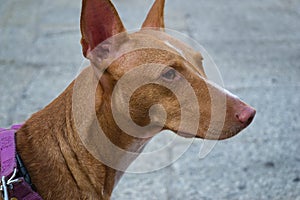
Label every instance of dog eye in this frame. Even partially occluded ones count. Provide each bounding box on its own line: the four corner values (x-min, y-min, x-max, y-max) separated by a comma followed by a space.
161, 68, 178, 81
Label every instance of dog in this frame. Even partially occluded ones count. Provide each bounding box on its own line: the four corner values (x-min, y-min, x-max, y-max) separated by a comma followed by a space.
4, 0, 256, 199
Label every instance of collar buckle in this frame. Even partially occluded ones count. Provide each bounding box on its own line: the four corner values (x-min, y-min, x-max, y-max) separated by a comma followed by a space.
0, 168, 22, 200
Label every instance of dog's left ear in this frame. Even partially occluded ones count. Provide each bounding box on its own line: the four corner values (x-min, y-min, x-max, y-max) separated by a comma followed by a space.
142, 0, 165, 29
80, 0, 126, 58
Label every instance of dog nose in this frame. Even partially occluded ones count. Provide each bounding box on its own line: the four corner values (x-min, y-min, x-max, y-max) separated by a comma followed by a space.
236, 106, 256, 126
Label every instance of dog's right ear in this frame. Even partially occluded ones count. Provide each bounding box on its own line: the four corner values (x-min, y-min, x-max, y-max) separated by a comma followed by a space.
80, 0, 126, 58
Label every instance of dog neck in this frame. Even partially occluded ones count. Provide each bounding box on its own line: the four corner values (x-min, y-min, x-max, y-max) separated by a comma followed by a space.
15, 68, 151, 199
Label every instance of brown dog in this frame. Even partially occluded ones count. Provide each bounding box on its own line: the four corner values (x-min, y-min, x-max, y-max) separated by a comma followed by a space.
13, 0, 256, 199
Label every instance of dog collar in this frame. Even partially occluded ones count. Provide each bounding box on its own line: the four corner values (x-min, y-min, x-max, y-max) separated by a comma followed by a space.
0, 124, 43, 200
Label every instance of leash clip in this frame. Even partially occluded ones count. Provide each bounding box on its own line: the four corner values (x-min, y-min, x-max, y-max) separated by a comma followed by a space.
0, 168, 22, 200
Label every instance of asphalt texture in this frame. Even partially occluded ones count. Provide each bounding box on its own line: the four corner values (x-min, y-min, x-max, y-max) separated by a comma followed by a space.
0, 0, 299, 199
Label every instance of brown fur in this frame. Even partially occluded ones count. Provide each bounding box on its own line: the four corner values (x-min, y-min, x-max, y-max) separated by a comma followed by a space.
10, 0, 256, 199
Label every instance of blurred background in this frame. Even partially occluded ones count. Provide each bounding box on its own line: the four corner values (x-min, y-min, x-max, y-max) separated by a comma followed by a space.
0, 0, 299, 199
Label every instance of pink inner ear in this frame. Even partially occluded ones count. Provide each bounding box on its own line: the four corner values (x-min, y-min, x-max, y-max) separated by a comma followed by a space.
80, 0, 125, 57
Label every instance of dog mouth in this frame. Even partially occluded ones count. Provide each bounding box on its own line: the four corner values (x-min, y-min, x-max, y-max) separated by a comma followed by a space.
204, 125, 246, 140
174, 125, 246, 140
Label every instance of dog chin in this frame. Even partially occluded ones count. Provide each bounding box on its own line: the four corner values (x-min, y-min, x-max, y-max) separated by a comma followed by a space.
175, 131, 199, 138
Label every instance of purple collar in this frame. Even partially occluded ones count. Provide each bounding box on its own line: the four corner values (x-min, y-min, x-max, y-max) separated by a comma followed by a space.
0, 124, 43, 200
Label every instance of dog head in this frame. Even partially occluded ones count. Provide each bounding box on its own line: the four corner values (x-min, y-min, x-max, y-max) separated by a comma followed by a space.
79, 0, 256, 140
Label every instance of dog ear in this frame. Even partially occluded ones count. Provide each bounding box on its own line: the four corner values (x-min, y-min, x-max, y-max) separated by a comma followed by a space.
142, 0, 165, 29
80, 0, 126, 57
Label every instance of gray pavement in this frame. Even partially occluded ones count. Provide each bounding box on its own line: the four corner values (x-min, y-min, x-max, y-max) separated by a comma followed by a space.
0, 0, 299, 199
